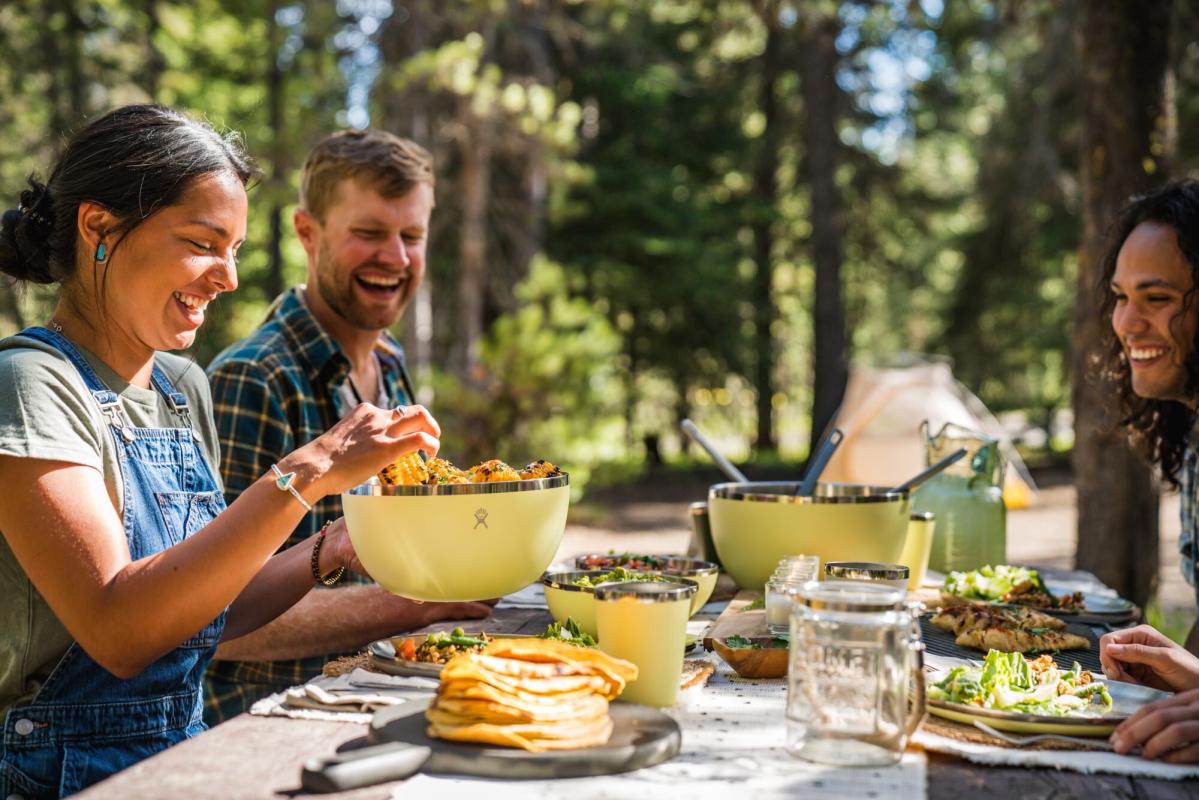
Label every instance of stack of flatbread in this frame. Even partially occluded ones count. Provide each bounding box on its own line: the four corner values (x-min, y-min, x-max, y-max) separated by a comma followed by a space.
426, 638, 638, 752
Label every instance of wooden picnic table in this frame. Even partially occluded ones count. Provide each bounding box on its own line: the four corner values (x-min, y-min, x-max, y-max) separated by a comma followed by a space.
73, 605, 1195, 799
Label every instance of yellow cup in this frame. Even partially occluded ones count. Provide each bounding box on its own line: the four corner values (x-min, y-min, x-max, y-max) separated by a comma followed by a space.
595, 581, 696, 707
898, 511, 936, 591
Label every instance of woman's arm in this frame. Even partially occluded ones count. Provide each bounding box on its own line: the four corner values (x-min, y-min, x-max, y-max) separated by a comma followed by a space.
0, 403, 438, 679
218, 518, 353, 640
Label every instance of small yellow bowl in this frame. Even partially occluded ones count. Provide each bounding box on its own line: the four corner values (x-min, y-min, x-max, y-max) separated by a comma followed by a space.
572, 554, 718, 614
542, 570, 605, 638
541, 570, 699, 636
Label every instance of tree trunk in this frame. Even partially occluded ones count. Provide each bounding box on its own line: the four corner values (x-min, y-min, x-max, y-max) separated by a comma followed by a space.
1072, 1, 1173, 609
265, 1, 286, 303
141, 0, 165, 97
799, 8, 848, 459
750, 2, 781, 454
455, 102, 492, 380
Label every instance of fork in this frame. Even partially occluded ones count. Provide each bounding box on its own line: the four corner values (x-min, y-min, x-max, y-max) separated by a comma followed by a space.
971, 720, 1118, 751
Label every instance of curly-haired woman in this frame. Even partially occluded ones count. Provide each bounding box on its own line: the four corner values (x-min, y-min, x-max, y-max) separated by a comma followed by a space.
1099, 178, 1199, 761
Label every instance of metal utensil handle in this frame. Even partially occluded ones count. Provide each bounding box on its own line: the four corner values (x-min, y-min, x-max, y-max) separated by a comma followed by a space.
681, 418, 749, 483
972, 720, 1117, 751
892, 447, 968, 493
300, 741, 433, 793
796, 428, 844, 496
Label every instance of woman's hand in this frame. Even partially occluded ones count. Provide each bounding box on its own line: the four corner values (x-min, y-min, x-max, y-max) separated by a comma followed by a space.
280, 403, 441, 499
1111, 687, 1199, 762
1100, 624, 1199, 693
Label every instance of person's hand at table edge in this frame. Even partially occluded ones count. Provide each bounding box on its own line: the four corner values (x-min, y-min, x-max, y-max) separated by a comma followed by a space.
1099, 624, 1199, 693
1110, 687, 1199, 762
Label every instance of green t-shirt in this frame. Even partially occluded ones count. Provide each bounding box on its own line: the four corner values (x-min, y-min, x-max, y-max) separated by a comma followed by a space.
0, 333, 223, 714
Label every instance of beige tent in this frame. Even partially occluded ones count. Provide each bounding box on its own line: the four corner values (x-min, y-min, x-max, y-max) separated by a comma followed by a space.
821, 357, 1037, 509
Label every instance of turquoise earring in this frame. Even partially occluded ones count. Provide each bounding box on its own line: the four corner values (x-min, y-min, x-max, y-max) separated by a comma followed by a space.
95, 243, 107, 262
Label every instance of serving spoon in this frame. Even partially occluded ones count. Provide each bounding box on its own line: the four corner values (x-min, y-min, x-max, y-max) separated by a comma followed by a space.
680, 418, 749, 483
795, 427, 844, 497
890, 447, 968, 494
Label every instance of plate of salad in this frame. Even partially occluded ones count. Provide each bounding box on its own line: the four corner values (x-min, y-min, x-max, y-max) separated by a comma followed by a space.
926, 649, 1169, 735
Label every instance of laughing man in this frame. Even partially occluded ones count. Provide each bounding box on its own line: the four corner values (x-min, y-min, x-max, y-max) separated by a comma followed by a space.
202, 130, 492, 723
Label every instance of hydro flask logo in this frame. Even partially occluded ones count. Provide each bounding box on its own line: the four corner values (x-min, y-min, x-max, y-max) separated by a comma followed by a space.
474, 508, 489, 529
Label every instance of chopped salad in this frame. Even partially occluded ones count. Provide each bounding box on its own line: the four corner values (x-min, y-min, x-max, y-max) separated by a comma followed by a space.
571, 566, 672, 588
928, 650, 1112, 717
397, 627, 491, 664
577, 552, 669, 571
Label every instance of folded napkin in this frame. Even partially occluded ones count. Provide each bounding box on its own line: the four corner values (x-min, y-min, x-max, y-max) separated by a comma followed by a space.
913, 728, 1199, 780
249, 667, 438, 723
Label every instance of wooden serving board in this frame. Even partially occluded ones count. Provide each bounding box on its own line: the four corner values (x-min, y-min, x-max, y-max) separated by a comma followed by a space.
702, 589, 767, 649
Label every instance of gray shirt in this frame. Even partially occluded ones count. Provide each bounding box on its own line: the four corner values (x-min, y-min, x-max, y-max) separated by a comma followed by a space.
0, 333, 222, 713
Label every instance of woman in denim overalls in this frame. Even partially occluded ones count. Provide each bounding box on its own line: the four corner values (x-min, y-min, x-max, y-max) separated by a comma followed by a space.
0, 106, 441, 797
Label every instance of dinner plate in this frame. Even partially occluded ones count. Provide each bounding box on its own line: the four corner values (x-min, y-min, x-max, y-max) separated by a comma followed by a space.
925, 665, 1170, 736
1042, 585, 1137, 616
372, 632, 702, 678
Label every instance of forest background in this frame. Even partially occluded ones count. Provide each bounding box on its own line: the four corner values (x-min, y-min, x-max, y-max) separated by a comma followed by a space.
0, 0, 1195, 609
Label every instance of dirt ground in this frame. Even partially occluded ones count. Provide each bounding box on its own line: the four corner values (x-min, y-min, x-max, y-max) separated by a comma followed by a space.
556, 472, 1195, 615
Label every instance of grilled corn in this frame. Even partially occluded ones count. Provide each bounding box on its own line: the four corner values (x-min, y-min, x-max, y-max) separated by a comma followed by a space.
427, 457, 471, 485
519, 459, 563, 480
469, 459, 522, 483
378, 451, 429, 486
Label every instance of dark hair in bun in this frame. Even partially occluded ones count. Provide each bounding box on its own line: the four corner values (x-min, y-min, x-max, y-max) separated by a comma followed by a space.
0, 104, 255, 287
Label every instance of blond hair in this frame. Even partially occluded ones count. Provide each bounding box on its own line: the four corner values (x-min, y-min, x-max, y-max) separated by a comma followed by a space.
299, 129, 433, 221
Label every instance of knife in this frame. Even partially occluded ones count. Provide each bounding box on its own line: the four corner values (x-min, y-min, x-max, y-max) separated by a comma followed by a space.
300, 700, 434, 793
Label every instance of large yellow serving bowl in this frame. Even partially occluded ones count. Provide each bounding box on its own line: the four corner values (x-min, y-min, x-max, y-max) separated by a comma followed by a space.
542, 570, 699, 638
343, 474, 569, 601
708, 482, 910, 591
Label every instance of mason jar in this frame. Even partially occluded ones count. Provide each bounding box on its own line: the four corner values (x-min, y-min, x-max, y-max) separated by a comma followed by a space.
786, 580, 925, 766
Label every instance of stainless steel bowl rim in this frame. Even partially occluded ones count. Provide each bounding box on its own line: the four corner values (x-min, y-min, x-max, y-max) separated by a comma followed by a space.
541, 569, 607, 593
709, 481, 908, 504
593, 579, 697, 602
572, 554, 718, 576
825, 561, 910, 581
348, 472, 569, 496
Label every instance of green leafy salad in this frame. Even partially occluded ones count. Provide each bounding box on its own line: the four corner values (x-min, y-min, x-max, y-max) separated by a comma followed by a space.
928, 650, 1112, 717
944, 564, 1045, 600
572, 566, 671, 588
538, 617, 597, 647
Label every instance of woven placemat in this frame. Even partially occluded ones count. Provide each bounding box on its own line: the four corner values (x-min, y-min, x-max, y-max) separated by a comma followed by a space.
322, 650, 372, 677
920, 712, 1110, 752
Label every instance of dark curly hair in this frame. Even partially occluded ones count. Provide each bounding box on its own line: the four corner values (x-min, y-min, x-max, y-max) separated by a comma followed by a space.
1097, 179, 1199, 488
0, 104, 255, 307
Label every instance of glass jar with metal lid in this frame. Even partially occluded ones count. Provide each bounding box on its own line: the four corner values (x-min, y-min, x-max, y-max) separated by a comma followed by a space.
594, 580, 696, 707
786, 580, 925, 766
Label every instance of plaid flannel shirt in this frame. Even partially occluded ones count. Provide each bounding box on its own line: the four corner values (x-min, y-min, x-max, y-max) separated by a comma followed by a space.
1179, 435, 1199, 609
202, 287, 414, 724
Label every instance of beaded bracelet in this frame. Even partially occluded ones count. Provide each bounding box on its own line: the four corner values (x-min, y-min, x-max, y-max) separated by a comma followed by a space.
310, 521, 346, 586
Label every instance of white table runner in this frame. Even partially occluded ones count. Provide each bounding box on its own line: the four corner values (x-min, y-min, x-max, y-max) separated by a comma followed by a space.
390, 659, 926, 799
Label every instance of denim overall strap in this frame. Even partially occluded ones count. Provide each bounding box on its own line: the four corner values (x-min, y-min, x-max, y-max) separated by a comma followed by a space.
0, 328, 228, 799
17, 326, 130, 435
